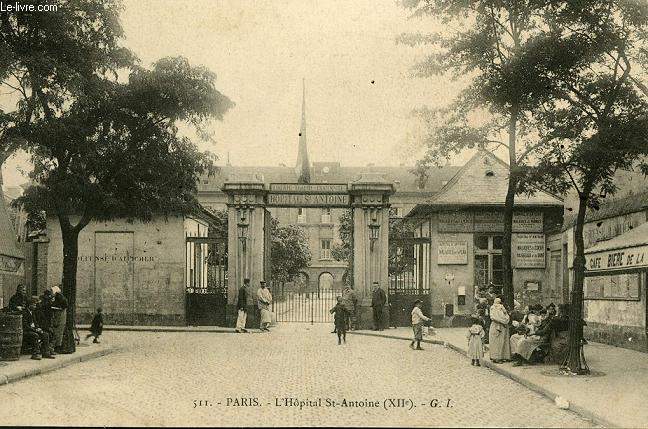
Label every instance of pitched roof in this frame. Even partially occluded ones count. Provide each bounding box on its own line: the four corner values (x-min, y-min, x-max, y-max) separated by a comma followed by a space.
415, 149, 563, 208
198, 163, 461, 195
585, 221, 648, 254
562, 189, 648, 230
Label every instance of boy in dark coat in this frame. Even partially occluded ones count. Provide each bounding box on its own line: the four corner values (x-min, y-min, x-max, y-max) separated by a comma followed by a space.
329, 297, 349, 345
85, 308, 103, 343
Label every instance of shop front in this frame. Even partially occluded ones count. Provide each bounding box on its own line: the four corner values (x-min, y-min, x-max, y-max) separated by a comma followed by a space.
405, 150, 564, 326
584, 222, 648, 352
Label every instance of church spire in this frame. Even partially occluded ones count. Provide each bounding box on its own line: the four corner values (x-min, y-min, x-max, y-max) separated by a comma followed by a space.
295, 78, 311, 183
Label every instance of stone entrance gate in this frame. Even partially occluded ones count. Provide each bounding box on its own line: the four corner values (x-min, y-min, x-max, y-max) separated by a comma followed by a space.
221, 174, 394, 329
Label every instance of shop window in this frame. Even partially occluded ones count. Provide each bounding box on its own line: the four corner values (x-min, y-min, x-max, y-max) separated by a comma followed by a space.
475, 235, 489, 250
474, 235, 504, 294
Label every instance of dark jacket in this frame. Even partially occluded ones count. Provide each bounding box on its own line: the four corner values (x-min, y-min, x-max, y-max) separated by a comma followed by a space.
371, 288, 386, 308
329, 304, 349, 330
90, 313, 103, 335
35, 299, 53, 331
21, 307, 39, 334
52, 293, 68, 310
237, 286, 248, 311
8, 293, 28, 311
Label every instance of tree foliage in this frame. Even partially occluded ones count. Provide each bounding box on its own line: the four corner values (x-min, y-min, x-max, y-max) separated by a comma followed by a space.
331, 209, 353, 285
399, 0, 558, 309
269, 218, 312, 283
0, 0, 134, 162
9, 2, 234, 353
517, 0, 648, 374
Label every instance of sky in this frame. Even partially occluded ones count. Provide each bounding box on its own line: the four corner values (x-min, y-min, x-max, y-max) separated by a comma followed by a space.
2, 0, 472, 188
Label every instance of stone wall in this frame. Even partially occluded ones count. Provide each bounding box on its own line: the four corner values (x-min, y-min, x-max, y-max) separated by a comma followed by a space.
47, 216, 187, 325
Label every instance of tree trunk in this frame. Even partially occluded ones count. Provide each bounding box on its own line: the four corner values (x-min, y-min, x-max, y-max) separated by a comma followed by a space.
58, 219, 80, 354
561, 192, 590, 375
502, 105, 519, 310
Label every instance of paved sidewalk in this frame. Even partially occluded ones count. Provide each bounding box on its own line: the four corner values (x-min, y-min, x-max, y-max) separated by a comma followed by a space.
351, 327, 647, 428
0, 342, 116, 386
77, 324, 236, 333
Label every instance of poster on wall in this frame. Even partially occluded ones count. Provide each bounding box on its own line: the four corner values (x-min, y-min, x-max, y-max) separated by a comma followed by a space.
514, 233, 546, 268
474, 211, 504, 232
437, 211, 473, 232
512, 212, 543, 233
584, 273, 641, 300
438, 241, 468, 265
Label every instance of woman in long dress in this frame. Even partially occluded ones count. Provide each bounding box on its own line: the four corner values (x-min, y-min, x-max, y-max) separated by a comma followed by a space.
488, 298, 511, 363
257, 281, 273, 332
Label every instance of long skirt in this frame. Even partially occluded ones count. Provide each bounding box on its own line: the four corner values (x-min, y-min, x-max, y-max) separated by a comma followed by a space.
52, 309, 66, 347
488, 321, 511, 360
516, 336, 545, 361
260, 308, 272, 325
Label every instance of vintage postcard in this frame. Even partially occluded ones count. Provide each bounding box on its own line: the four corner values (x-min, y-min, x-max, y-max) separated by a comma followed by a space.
1, 0, 647, 427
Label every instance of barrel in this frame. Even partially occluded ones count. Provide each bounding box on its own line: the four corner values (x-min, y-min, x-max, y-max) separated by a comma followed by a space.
0, 313, 23, 361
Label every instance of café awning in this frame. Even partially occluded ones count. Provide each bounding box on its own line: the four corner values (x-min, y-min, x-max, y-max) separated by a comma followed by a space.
585, 222, 648, 273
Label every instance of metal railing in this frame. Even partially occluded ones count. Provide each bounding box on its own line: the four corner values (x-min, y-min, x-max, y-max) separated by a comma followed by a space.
270, 282, 340, 323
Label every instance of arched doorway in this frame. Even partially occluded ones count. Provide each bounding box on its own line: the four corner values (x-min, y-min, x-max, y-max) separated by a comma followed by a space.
318, 272, 334, 291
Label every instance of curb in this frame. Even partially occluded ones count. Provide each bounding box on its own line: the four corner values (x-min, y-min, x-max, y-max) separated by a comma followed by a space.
349, 331, 615, 428
77, 325, 236, 334
0, 346, 117, 387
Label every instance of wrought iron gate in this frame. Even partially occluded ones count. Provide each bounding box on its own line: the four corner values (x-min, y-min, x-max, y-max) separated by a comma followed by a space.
388, 236, 431, 327
270, 282, 338, 323
185, 237, 228, 326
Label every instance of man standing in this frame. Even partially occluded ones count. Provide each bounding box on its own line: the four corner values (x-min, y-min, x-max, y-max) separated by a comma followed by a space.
257, 281, 273, 332
371, 281, 386, 331
235, 279, 250, 333
341, 285, 358, 331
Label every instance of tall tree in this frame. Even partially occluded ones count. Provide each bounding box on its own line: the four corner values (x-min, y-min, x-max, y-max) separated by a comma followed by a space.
0, 0, 133, 168
399, 0, 553, 310
269, 218, 312, 283
522, 0, 648, 374
331, 209, 353, 286
18, 56, 233, 353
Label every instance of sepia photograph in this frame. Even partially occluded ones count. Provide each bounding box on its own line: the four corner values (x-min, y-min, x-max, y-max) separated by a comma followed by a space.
1, 0, 648, 427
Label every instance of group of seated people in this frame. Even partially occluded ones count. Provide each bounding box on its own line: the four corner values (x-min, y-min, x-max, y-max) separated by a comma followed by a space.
6, 284, 68, 360
509, 303, 572, 366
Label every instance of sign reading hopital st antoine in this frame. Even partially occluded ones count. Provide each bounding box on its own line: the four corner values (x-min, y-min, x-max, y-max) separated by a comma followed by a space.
267, 183, 350, 207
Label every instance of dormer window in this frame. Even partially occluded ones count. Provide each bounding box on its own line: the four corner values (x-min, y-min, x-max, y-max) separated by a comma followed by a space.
322, 166, 330, 174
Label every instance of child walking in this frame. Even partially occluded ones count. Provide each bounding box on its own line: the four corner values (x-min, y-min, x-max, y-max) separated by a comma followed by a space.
410, 300, 431, 350
467, 316, 485, 366
329, 297, 349, 345
85, 307, 103, 343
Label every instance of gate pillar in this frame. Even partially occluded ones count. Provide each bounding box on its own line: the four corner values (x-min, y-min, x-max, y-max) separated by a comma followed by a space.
349, 174, 394, 329
222, 177, 268, 327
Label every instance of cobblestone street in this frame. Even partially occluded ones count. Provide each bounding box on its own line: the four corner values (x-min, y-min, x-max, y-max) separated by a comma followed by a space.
0, 324, 596, 427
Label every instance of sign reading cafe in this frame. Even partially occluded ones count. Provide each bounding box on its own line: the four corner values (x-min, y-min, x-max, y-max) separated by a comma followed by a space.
586, 244, 648, 272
